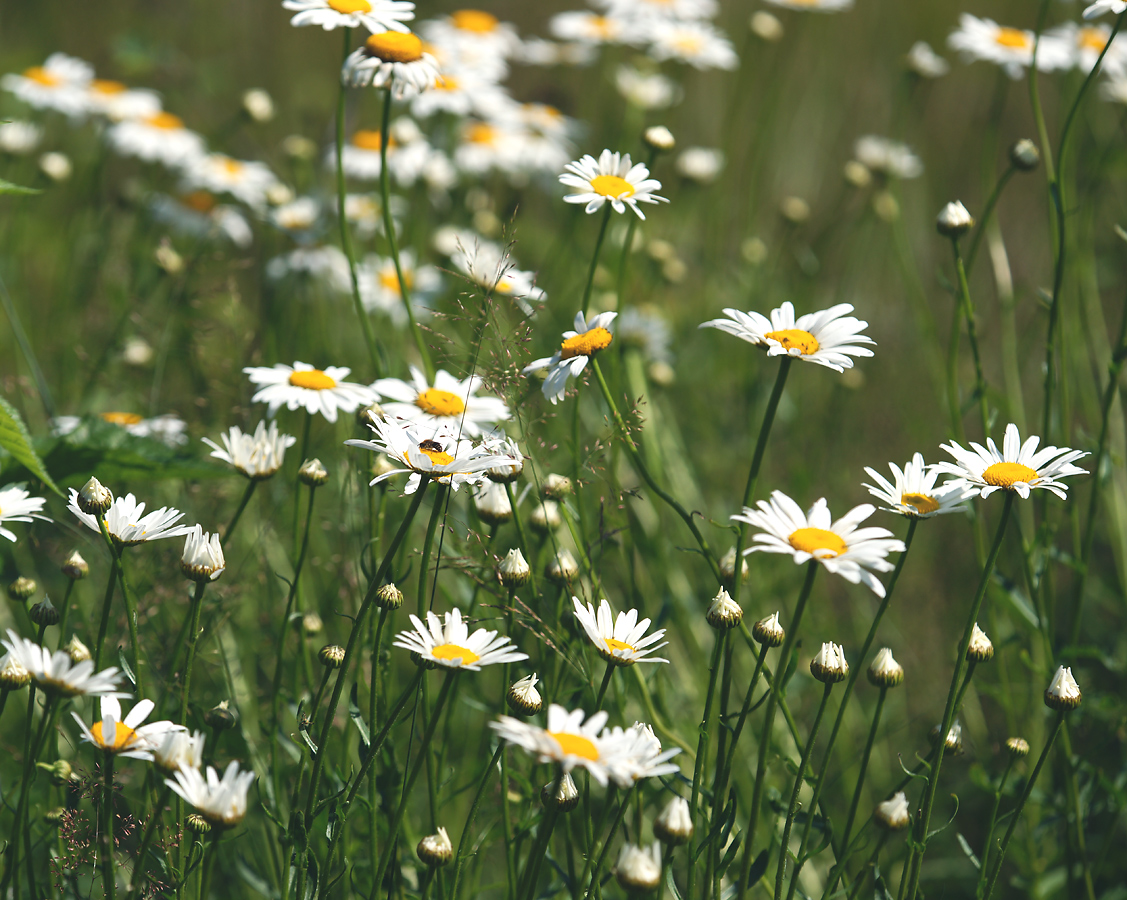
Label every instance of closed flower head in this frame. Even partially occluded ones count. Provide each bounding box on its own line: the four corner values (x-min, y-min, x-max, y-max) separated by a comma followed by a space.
1044, 665, 1082, 711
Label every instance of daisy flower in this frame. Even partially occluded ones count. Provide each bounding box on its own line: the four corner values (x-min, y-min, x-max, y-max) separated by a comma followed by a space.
346, 416, 522, 494
181, 154, 281, 209
281, 0, 414, 33
560, 149, 667, 219
933, 423, 1088, 501
733, 491, 906, 597
906, 41, 950, 78
166, 760, 256, 828
422, 10, 523, 68
265, 246, 352, 292
340, 122, 435, 185
271, 197, 320, 235
947, 14, 1073, 79
357, 250, 441, 324
342, 30, 441, 98
853, 135, 923, 180
550, 12, 633, 46
150, 192, 253, 248
524, 311, 617, 403
67, 490, 194, 546
1085, 1, 1127, 20
84, 80, 162, 121
71, 696, 182, 760
1, 53, 93, 118
152, 729, 206, 774
1046, 21, 1127, 73
602, 722, 681, 785
491, 704, 623, 786
645, 20, 739, 70
862, 453, 974, 518
615, 65, 680, 110
596, 0, 719, 17
410, 70, 511, 119
391, 608, 528, 670
244, 361, 375, 423
453, 119, 524, 175
699, 301, 875, 372
107, 112, 206, 168
0, 486, 50, 543
0, 121, 42, 155
53, 412, 189, 446
765, 0, 853, 11
437, 228, 546, 313
2, 629, 126, 698
572, 597, 669, 666
372, 366, 510, 438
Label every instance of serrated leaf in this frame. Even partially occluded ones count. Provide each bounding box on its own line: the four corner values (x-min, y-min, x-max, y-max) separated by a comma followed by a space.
0, 178, 41, 196
118, 648, 137, 687
349, 682, 370, 751
0, 396, 60, 495
956, 833, 981, 870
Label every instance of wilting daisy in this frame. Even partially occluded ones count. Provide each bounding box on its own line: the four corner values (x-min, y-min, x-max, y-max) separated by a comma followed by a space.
166, 760, 256, 828
733, 491, 905, 597
863, 453, 973, 518
947, 14, 1072, 79
0, 486, 49, 542
523, 311, 618, 404
1, 53, 93, 118
765, 0, 853, 10
645, 20, 739, 70
853, 135, 923, 180
372, 366, 510, 437
560, 149, 667, 219
107, 112, 206, 168
204, 422, 296, 480
71, 697, 181, 760
392, 608, 528, 670
2, 630, 126, 698
699, 302, 875, 372
281, 0, 414, 33
602, 723, 681, 785
68, 490, 194, 546
181, 154, 280, 209
342, 31, 440, 98
573, 597, 669, 666
346, 416, 522, 494
244, 362, 375, 423
357, 250, 441, 324
491, 704, 622, 785
934, 423, 1088, 501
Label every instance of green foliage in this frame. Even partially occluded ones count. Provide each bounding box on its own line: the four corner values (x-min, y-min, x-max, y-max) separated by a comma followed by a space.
0, 395, 59, 494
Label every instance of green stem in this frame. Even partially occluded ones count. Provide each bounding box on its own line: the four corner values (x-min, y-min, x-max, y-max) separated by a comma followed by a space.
952, 238, 990, 439
844, 832, 889, 900
114, 549, 146, 698
223, 479, 258, 544
975, 755, 1016, 897
417, 486, 448, 616
127, 785, 171, 900
179, 580, 207, 725
344, 667, 425, 807
92, 516, 118, 671
593, 662, 615, 711
103, 752, 116, 900
964, 166, 1016, 276
198, 833, 220, 900
582, 784, 635, 900
451, 742, 505, 900
581, 206, 612, 317
614, 147, 656, 316
55, 580, 75, 651
686, 631, 727, 900
501, 747, 517, 900
718, 642, 769, 788
504, 482, 539, 597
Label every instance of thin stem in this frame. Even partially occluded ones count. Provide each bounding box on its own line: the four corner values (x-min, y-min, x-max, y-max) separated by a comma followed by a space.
593, 662, 615, 711
127, 785, 172, 899
844, 832, 889, 900
114, 549, 147, 698
504, 482, 539, 597
344, 666, 425, 805
179, 580, 207, 725
964, 166, 1016, 275
103, 752, 116, 900
198, 833, 220, 900
501, 746, 517, 900
951, 238, 990, 439
975, 755, 1016, 896
718, 641, 769, 787
614, 147, 657, 316
581, 206, 613, 316
582, 784, 635, 900
55, 580, 75, 651
92, 517, 118, 671
451, 742, 505, 900
686, 631, 727, 900
417, 486, 448, 616
223, 479, 258, 544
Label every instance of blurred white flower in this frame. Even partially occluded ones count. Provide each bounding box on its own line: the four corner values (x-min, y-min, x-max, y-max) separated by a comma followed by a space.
676, 146, 724, 184
615, 65, 680, 109
854, 135, 922, 179
39, 152, 72, 181
1, 54, 94, 118
182, 154, 281, 209
108, 112, 207, 168
906, 41, 950, 78
166, 760, 256, 828
645, 20, 739, 70
948, 14, 1072, 79
0, 121, 42, 155
357, 249, 439, 324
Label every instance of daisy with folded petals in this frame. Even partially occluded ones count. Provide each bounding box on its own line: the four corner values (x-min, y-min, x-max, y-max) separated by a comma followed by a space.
491, 704, 622, 786
602, 723, 681, 786
1084, 1, 1127, 20
934, 423, 1088, 501
561, 150, 667, 219
68, 491, 194, 546
863, 453, 974, 518
372, 366, 509, 438
244, 362, 375, 423
700, 301, 875, 372
342, 31, 440, 98
166, 760, 256, 828
152, 729, 206, 774
71, 697, 182, 760
573, 597, 669, 666
107, 112, 206, 168
523, 311, 618, 404
281, 0, 415, 33
203, 421, 296, 480
733, 491, 905, 597
645, 20, 740, 70
947, 14, 1072, 79
392, 608, 528, 670
2, 630, 126, 698
0, 486, 50, 543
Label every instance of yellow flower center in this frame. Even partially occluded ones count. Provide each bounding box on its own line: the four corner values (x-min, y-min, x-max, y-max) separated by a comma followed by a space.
220, 157, 243, 175
588, 16, 616, 37
24, 67, 60, 87
327, 0, 373, 13
418, 440, 455, 467
549, 732, 600, 761
1078, 27, 1108, 52
288, 369, 337, 390
434, 74, 461, 92
764, 329, 820, 355
994, 28, 1031, 50
378, 269, 414, 293
365, 31, 425, 63
352, 130, 393, 152
90, 720, 140, 752
91, 79, 127, 95
672, 34, 704, 54
466, 122, 498, 145
182, 191, 217, 213
900, 492, 940, 515
559, 327, 613, 360
982, 461, 1039, 489
145, 111, 185, 130
415, 388, 466, 418
589, 175, 635, 199
604, 638, 635, 654
451, 10, 499, 32
430, 643, 480, 665
788, 527, 847, 558
101, 412, 144, 426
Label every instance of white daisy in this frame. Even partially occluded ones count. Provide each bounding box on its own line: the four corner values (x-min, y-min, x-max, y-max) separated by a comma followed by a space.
2, 629, 126, 698
342, 30, 441, 99
356, 250, 440, 325
733, 491, 906, 597
181, 526, 225, 582
490, 704, 623, 786
391, 608, 528, 670
71, 696, 182, 760
150, 192, 254, 248
560, 149, 668, 219
906, 41, 950, 78
0, 486, 50, 543
271, 197, 320, 235
550, 12, 633, 46
523, 311, 617, 404
1085, 1, 1127, 20
947, 14, 1073, 79
0, 121, 42, 155
699, 301, 875, 372
764, 0, 854, 11
618, 306, 672, 364
281, 0, 414, 33
107, 112, 206, 168
933, 423, 1088, 501
615, 65, 680, 110
862, 453, 974, 518
676, 147, 724, 184
265, 246, 352, 292
152, 729, 206, 774
853, 135, 923, 180
372, 366, 510, 438
453, 119, 524, 175
244, 361, 376, 423
601, 723, 681, 786
181, 154, 281, 209
644, 20, 739, 70
409, 70, 511, 119
84, 80, 162, 121
203, 421, 296, 479
53, 411, 190, 446
1046, 21, 1127, 73
508, 103, 577, 175
595, 0, 719, 19
422, 11, 522, 73
437, 228, 546, 313
340, 123, 435, 185
67, 490, 194, 546
1, 54, 94, 118
165, 760, 256, 828
572, 597, 669, 666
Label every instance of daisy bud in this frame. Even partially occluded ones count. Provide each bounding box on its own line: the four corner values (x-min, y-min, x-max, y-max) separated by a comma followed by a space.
186, 813, 212, 834
507, 673, 542, 716
1044, 665, 1082, 711
966, 623, 994, 662
30, 596, 59, 627
78, 476, 113, 516
811, 642, 848, 684
615, 842, 663, 894
706, 588, 743, 630
644, 126, 675, 152
0, 655, 31, 690
779, 196, 810, 225
1005, 737, 1030, 758
750, 10, 784, 42
302, 612, 324, 634
752, 611, 785, 648
546, 548, 579, 584
41, 759, 74, 786
936, 201, 974, 238
872, 190, 899, 222
475, 481, 513, 525
1009, 139, 1040, 172
541, 772, 580, 812
204, 700, 237, 732
44, 807, 66, 825
867, 648, 904, 688
530, 500, 561, 534
497, 549, 531, 588
843, 160, 872, 188
266, 184, 294, 206
154, 242, 184, 275
7, 577, 37, 602
181, 526, 225, 582
375, 583, 404, 611
358, 402, 387, 428
654, 796, 693, 846
719, 547, 749, 585
319, 645, 346, 669
61, 551, 89, 581
417, 827, 453, 867
873, 791, 910, 830
39, 152, 71, 182
123, 337, 154, 367
929, 721, 964, 756
543, 474, 573, 500
487, 455, 524, 484
282, 134, 317, 161
242, 88, 275, 123
298, 458, 329, 487
65, 635, 91, 663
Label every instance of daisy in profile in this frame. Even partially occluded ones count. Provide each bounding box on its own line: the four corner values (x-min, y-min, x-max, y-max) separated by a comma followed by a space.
573, 598, 669, 666
491, 704, 623, 786
602, 723, 681, 786
346, 416, 522, 494
108, 112, 206, 168
733, 491, 905, 597
165, 760, 256, 828
863, 453, 974, 518
699, 301, 874, 372
244, 361, 375, 423
203, 421, 295, 480
906, 41, 950, 78
765, 0, 853, 11
357, 250, 441, 324
524, 311, 618, 403
342, 30, 440, 98
281, 0, 414, 33
1, 53, 93, 118
0, 486, 50, 543
948, 14, 1072, 79
854, 135, 923, 180
934, 423, 1088, 501
560, 149, 667, 219
372, 366, 510, 437
181, 154, 281, 209
392, 607, 528, 670
68, 490, 194, 546
436, 228, 546, 313
645, 20, 739, 70
71, 697, 182, 760
2, 630, 126, 698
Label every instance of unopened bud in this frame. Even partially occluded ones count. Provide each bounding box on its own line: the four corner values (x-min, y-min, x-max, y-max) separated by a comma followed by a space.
30, 597, 59, 627
966, 623, 994, 662
44, 807, 66, 825
417, 827, 453, 867
615, 843, 662, 893
542, 474, 573, 500
541, 772, 580, 812
1005, 737, 1029, 758
474, 481, 512, 525
65, 635, 91, 663
752, 611, 784, 647
204, 700, 237, 732
643, 126, 675, 151
0, 655, 31, 689
546, 548, 579, 584
358, 402, 386, 428
298, 458, 329, 487
61, 551, 89, 581
78, 477, 113, 515
706, 588, 742, 630
375, 583, 404, 611
873, 791, 910, 830
929, 721, 964, 755
506, 674, 542, 716
319, 645, 346, 669
39, 759, 74, 786
302, 612, 324, 634
7, 577, 37, 602
529, 500, 561, 534
1009, 139, 1040, 172
186, 813, 212, 834
811, 642, 848, 683
750, 10, 784, 42
1044, 665, 1082, 711
497, 549, 531, 588
719, 547, 748, 585
936, 201, 973, 238
779, 196, 810, 225
242, 89, 275, 123
843, 160, 872, 188
867, 648, 904, 688
653, 796, 693, 846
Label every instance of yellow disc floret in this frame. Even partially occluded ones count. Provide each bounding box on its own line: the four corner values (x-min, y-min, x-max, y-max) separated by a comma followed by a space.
289, 369, 338, 390
365, 31, 425, 63
589, 175, 635, 199
994, 28, 1031, 50
549, 732, 600, 761
146, 112, 185, 130
91, 720, 140, 752
451, 10, 499, 32
559, 327, 613, 360
982, 461, 1038, 489
91, 80, 127, 95
418, 440, 456, 467
764, 329, 820, 355
431, 643, 481, 665
101, 412, 145, 426
415, 389, 466, 418
788, 527, 847, 558
352, 130, 391, 152
24, 67, 60, 87
900, 492, 940, 516
328, 0, 373, 13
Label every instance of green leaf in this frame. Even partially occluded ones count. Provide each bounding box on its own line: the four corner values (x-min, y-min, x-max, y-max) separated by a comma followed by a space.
874, 873, 895, 900
118, 648, 137, 688
665, 866, 684, 900
0, 396, 61, 495
957, 833, 981, 870
234, 858, 278, 898
349, 682, 370, 751
0, 178, 41, 196
746, 850, 769, 889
